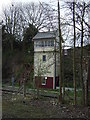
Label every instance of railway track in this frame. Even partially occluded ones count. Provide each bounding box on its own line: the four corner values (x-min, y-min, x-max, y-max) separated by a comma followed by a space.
1, 88, 58, 98
2, 88, 17, 93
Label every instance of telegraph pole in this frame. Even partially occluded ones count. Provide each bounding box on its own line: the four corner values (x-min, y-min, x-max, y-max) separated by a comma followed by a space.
58, 0, 62, 104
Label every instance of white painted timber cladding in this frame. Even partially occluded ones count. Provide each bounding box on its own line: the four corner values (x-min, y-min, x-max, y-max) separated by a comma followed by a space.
34, 52, 54, 77
34, 38, 55, 77
34, 38, 60, 78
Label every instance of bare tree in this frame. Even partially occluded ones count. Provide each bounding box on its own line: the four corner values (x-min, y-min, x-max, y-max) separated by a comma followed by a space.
21, 2, 57, 31
62, 0, 90, 46
2, 3, 25, 51
74, 1, 89, 106
62, 0, 90, 106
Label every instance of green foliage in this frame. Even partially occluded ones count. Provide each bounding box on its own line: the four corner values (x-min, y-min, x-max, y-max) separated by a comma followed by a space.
2, 23, 37, 82
2, 50, 13, 79
23, 24, 38, 42
2, 25, 16, 52
14, 65, 23, 81
64, 55, 73, 82
23, 23, 38, 52
26, 81, 34, 89
23, 53, 33, 64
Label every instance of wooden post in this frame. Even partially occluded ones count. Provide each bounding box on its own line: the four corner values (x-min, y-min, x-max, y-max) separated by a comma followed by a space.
58, 0, 62, 104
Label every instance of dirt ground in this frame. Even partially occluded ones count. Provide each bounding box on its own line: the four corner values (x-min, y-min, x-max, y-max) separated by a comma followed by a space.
2, 92, 90, 119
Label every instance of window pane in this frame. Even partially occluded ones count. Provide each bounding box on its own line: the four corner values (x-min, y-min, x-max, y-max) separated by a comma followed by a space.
43, 55, 46, 61
36, 41, 39, 47
45, 41, 47, 46
41, 41, 44, 47
64, 49, 68, 55
51, 40, 54, 46
48, 41, 50, 46
39, 41, 41, 47
42, 77, 46, 85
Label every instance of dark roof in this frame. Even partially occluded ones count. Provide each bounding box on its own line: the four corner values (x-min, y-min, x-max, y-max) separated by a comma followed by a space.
33, 31, 56, 40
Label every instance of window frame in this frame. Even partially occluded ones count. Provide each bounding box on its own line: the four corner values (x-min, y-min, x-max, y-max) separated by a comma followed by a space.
35, 40, 54, 47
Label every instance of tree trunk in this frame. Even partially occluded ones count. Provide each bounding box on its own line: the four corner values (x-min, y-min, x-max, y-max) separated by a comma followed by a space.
73, 0, 76, 105
85, 58, 89, 106
23, 78, 26, 97
37, 78, 40, 99
80, 3, 85, 106
85, 72, 88, 106
37, 87, 39, 98
62, 47, 65, 101
11, 39, 14, 53
23, 39, 25, 53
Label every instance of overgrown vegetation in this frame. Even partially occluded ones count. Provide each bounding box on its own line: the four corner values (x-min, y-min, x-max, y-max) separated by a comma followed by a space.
2, 92, 89, 118
2, 23, 38, 86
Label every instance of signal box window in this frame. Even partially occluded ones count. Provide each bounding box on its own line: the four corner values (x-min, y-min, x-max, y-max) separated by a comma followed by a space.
43, 55, 46, 61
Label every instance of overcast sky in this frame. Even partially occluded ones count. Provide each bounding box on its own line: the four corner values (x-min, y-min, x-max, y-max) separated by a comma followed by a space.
0, 0, 89, 22
0, 0, 51, 10
0, 0, 56, 21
